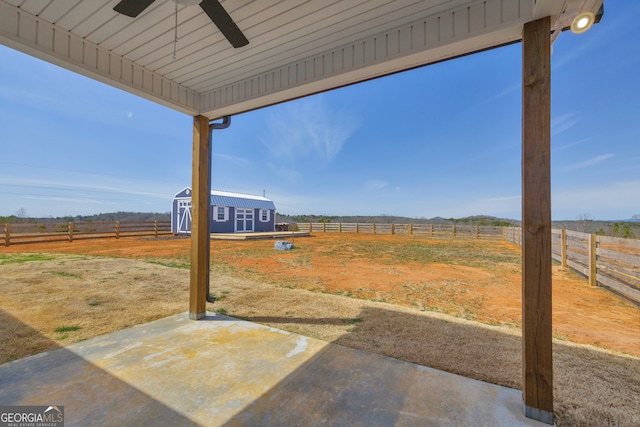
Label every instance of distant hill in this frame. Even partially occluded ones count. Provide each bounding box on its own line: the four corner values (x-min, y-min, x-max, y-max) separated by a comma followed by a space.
1, 212, 170, 224
275, 214, 517, 227
552, 219, 639, 238
4, 211, 637, 239
277, 214, 639, 238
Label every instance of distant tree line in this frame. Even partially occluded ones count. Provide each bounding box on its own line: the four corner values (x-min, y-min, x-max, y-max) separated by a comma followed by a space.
276, 213, 640, 238
275, 213, 518, 227
0, 210, 170, 224
3, 208, 638, 239
552, 214, 639, 238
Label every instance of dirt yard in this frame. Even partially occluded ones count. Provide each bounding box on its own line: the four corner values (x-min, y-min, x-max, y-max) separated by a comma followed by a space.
3, 233, 638, 356
1, 233, 639, 426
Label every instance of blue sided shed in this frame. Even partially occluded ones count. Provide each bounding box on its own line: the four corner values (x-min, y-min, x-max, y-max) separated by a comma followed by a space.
172, 187, 276, 234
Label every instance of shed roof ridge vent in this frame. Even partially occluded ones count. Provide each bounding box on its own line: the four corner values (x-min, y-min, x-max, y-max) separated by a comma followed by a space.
211, 189, 271, 201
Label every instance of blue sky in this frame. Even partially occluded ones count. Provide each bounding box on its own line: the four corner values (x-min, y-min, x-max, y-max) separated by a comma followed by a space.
1, 1, 638, 221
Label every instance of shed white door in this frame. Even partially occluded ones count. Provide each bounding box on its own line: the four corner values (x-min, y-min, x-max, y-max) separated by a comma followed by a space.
177, 200, 192, 234
235, 208, 254, 232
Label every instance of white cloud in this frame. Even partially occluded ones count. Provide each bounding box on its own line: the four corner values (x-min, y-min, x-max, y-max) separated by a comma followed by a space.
261, 95, 359, 163
552, 137, 591, 152
266, 162, 300, 183
0, 174, 172, 200
562, 153, 614, 171
553, 181, 640, 219
213, 153, 251, 166
552, 112, 580, 135
365, 180, 388, 189
23, 195, 110, 205
483, 83, 519, 104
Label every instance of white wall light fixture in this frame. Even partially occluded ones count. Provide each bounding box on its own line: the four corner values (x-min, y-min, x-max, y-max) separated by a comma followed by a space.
571, 12, 596, 34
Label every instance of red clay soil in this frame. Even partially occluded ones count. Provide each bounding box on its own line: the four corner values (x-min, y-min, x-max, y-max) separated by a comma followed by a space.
3, 233, 639, 356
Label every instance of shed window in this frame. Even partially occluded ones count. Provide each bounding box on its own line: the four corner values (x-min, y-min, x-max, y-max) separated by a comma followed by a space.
260, 209, 270, 222
214, 206, 228, 222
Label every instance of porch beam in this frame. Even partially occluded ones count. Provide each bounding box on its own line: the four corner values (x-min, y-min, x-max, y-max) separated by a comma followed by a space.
521, 16, 553, 424
190, 115, 212, 320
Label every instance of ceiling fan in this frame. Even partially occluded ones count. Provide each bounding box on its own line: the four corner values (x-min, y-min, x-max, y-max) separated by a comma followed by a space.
113, 0, 249, 48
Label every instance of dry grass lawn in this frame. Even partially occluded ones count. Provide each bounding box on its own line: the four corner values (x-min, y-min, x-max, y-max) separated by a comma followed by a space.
1, 235, 639, 426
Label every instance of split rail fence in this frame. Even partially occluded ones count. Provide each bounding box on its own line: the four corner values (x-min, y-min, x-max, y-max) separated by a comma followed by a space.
2, 220, 171, 246
3, 219, 637, 305
294, 222, 505, 240
504, 227, 640, 305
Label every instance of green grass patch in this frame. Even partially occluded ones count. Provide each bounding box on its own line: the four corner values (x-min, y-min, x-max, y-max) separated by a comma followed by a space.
48, 271, 82, 278
214, 308, 228, 315
54, 325, 81, 333
209, 290, 230, 301
146, 258, 190, 269
0, 253, 56, 265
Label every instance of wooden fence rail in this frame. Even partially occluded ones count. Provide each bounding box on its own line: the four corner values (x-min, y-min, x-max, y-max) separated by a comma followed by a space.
4, 219, 637, 304
293, 222, 505, 240
504, 227, 640, 305
1, 220, 172, 246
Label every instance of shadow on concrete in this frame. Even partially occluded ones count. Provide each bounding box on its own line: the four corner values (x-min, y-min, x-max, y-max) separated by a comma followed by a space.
245, 306, 522, 388
3, 304, 639, 426
222, 343, 414, 427
231, 306, 640, 426
223, 307, 533, 427
242, 315, 362, 326
0, 309, 198, 427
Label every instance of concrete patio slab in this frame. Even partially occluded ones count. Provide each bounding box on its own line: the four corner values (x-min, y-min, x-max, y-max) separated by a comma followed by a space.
0, 313, 546, 426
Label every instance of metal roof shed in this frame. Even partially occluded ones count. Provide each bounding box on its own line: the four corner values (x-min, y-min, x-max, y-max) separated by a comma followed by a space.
172, 187, 276, 234
0, 0, 606, 422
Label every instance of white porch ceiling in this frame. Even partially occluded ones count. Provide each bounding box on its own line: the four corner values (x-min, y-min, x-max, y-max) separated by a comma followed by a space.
0, 0, 602, 119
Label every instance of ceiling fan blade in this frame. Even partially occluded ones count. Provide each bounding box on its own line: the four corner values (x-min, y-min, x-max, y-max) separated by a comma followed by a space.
199, 0, 249, 48
113, 0, 157, 18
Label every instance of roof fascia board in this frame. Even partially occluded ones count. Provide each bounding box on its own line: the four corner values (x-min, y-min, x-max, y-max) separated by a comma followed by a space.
0, 1, 199, 116
532, 0, 566, 19
200, 0, 534, 119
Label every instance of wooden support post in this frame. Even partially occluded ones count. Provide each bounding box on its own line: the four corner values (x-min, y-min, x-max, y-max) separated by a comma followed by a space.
154, 220, 158, 238
4, 223, 9, 247
68, 222, 73, 242
522, 16, 553, 424
391, 223, 395, 235
323, 222, 326, 232
475, 225, 479, 239
589, 234, 597, 287
408, 223, 412, 236
373, 223, 376, 235
429, 224, 433, 237
190, 115, 211, 320
561, 229, 567, 268
309, 222, 312, 232
115, 221, 120, 239
356, 223, 359, 234
339, 223, 342, 233
452, 224, 456, 237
